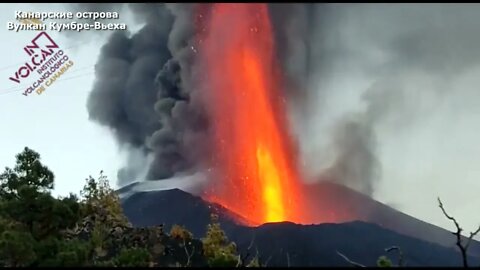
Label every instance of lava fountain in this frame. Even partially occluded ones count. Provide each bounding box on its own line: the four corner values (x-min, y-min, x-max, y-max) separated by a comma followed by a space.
197, 3, 308, 225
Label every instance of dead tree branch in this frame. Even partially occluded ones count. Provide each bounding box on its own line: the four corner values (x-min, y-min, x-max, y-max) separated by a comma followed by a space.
438, 197, 480, 268
263, 254, 273, 267
336, 251, 366, 267
236, 254, 242, 268
238, 235, 257, 267
465, 226, 480, 251
182, 239, 194, 267
385, 246, 405, 267
286, 252, 290, 267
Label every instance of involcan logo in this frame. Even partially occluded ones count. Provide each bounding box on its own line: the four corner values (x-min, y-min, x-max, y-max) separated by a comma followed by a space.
8, 31, 74, 96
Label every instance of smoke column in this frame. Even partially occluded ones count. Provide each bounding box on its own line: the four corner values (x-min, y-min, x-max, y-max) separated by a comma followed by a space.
86, 2, 480, 224
85, 4, 208, 186
82, 3, 381, 197
83, 5, 266, 185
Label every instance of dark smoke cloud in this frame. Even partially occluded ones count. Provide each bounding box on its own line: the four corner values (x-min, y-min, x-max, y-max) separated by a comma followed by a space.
84, 3, 480, 199
268, 4, 314, 95
84, 3, 382, 191
84, 3, 209, 185
85, 4, 176, 184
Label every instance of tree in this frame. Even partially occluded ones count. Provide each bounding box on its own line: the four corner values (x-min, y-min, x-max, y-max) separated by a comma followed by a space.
0, 147, 55, 235
202, 214, 239, 267
0, 147, 84, 266
376, 256, 393, 267
0, 148, 242, 267
0, 147, 54, 196
0, 230, 37, 266
39, 238, 90, 267
112, 247, 152, 267
170, 225, 195, 267
76, 171, 135, 266
80, 171, 129, 227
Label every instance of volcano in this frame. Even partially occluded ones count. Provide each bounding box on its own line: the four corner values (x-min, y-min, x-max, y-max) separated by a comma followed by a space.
88, 3, 480, 266
119, 180, 480, 267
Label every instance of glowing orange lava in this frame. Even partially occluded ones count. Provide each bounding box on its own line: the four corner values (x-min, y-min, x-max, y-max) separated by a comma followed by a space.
198, 3, 307, 225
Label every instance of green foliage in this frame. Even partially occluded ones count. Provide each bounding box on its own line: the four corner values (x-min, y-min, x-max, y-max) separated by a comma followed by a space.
202, 214, 239, 267
112, 247, 152, 267
377, 256, 393, 267
34, 237, 61, 266
0, 148, 57, 237
39, 239, 91, 267
0, 147, 244, 267
0, 148, 85, 267
0, 147, 54, 196
58, 239, 90, 266
0, 230, 37, 266
80, 171, 129, 227
94, 259, 116, 267
91, 221, 108, 257
93, 248, 152, 267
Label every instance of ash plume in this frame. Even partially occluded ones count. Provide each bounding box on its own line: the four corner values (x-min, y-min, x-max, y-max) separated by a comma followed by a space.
83, 3, 382, 192
287, 3, 480, 200
85, 3, 205, 186
85, 3, 480, 208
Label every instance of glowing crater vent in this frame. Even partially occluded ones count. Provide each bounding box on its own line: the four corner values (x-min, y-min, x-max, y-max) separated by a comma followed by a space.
197, 3, 307, 225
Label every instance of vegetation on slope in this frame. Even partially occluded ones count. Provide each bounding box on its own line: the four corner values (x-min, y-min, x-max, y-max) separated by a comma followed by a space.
0, 147, 477, 267
0, 147, 258, 267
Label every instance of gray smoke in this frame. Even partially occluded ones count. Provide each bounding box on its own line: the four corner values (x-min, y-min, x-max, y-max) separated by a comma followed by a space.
83, 3, 212, 186
85, 4, 480, 199
83, 3, 381, 193
289, 3, 480, 197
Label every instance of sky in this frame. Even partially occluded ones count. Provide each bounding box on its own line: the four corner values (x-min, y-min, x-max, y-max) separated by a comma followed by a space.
0, 3, 479, 237
0, 3, 132, 197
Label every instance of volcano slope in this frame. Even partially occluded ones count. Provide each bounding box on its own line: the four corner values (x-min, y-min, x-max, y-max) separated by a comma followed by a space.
119, 181, 480, 267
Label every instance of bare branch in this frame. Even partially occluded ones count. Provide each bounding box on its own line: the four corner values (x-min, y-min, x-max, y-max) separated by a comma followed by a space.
255, 247, 260, 266
336, 251, 366, 267
247, 235, 256, 250
438, 197, 462, 231
238, 236, 257, 267
264, 254, 273, 267
286, 252, 290, 267
236, 254, 242, 268
465, 225, 480, 251
182, 239, 194, 267
239, 252, 250, 267
437, 197, 479, 268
